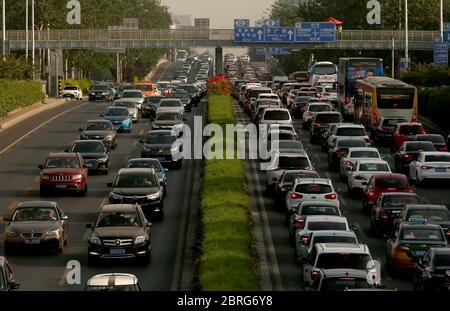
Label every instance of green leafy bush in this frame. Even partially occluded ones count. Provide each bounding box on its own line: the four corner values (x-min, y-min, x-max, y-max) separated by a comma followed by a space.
0, 80, 44, 117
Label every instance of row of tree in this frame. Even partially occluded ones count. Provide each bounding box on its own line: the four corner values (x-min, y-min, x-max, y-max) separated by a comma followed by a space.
270, 0, 450, 75
1, 0, 172, 81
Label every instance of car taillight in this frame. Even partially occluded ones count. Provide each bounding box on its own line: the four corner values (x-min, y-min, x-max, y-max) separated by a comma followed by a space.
335, 149, 347, 155
412, 113, 417, 122
311, 271, 319, 280
300, 234, 309, 241
355, 175, 367, 180
364, 138, 370, 143
404, 154, 411, 158
346, 160, 354, 167
368, 191, 376, 198
291, 193, 303, 200
438, 146, 448, 151
294, 104, 300, 108
305, 112, 313, 117
421, 166, 433, 170
378, 128, 387, 133
280, 186, 289, 192
421, 129, 426, 134
446, 231, 450, 237
395, 245, 409, 253
379, 209, 389, 219
312, 123, 320, 128
295, 218, 306, 230
325, 193, 337, 200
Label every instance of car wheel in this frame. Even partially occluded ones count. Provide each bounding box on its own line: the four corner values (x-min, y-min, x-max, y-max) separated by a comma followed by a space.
56, 241, 64, 253
40, 187, 48, 197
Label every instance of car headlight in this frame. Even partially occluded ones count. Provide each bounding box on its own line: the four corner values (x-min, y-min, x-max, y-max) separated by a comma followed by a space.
105, 135, 113, 140
110, 192, 122, 200
101, 92, 107, 95
134, 236, 146, 245
152, 123, 160, 129
122, 119, 131, 125
47, 229, 61, 237
147, 192, 160, 200
97, 157, 108, 163
5, 228, 18, 237
171, 144, 179, 153
73, 174, 82, 180
41, 174, 50, 180
90, 236, 101, 245
142, 145, 151, 152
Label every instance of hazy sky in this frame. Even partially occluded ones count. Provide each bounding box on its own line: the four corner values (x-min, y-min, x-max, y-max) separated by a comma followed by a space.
161, 0, 275, 28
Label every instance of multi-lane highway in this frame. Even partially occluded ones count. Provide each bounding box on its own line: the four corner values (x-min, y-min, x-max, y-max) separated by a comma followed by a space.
0, 61, 202, 290
232, 64, 450, 292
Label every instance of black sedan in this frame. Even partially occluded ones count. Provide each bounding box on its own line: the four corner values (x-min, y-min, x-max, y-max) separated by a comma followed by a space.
87, 204, 152, 266
413, 248, 450, 292
0, 257, 19, 291
142, 96, 165, 119
67, 140, 111, 174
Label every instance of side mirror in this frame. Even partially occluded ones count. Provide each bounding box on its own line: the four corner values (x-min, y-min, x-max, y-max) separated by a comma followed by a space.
9, 281, 20, 291
183, 118, 187, 122
178, 132, 184, 138
38, 164, 44, 170
336, 187, 342, 194
78, 128, 83, 132
106, 183, 113, 187
64, 149, 70, 153
85, 224, 92, 229
61, 215, 69, 221
146, 222, 152, 228
99, 114, 104, 117
3, 216, 11, 222
351, 224, 359, 232
106, 148, 112, 153
139, 139, 145, 144
288, 209, 295, 216
164, 168, 169, 172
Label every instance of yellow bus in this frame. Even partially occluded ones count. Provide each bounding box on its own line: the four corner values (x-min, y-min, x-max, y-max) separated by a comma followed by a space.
353, 76, 418, 129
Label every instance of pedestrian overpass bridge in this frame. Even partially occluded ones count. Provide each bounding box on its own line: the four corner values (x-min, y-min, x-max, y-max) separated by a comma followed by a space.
4, 28, 441, 51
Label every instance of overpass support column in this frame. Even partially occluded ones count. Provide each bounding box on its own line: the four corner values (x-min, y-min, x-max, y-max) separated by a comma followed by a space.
215, 46, 223, 75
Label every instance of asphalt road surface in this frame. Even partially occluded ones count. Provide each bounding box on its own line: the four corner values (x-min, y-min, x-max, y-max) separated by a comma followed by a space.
0, 61, 203, 291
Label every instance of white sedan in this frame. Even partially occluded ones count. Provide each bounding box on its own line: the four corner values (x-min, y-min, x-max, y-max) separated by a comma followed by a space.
339, 147, 382, 180
409, 152, 450, 186
347, 160, 391, 194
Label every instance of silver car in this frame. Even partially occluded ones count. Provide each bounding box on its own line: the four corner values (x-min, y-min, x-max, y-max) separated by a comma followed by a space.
156, 99, 185, 117
121, 90, 145, 110
113, 100, 139, 123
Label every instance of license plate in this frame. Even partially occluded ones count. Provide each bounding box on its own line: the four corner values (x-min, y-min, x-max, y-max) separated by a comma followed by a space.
85, 162, 93, 168
157, 157, 166, 161
55, 185, 67, 189
436, 168, 447, 173
25, 239, 40, 245
392, 210, 401, 214
414, 251, 427, 257
110, 249, 126, 255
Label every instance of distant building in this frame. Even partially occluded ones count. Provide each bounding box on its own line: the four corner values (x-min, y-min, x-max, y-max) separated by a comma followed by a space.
172, 15, 192, 28
194, 18, 210, 28
277, 0, 309, 5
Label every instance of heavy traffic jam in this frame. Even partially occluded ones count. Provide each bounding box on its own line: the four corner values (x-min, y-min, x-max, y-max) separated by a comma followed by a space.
1, 52, 209, 291
225, 53, 450, 292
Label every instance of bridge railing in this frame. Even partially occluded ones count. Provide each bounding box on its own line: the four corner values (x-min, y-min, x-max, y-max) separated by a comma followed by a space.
5, 29, 440, 42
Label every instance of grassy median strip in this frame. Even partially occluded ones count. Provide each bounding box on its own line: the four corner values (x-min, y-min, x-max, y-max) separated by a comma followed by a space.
198, 94, 259, 290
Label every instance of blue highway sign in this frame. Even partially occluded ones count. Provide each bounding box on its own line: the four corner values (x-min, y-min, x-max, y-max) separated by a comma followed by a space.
434, 41, 448, 66
234, 27, 265, 42
295, 22, 336, 42
444, 23, 450, 44
263, 19, 281, 28
265, 27, 295, 42
234, 19, 250, 28
255, 47, 292, 56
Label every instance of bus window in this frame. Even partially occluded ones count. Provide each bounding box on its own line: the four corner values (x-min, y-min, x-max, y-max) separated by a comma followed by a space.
377, 90, 414, 109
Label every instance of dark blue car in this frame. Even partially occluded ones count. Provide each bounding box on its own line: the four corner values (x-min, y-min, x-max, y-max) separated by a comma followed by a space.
101, 106, 132, 133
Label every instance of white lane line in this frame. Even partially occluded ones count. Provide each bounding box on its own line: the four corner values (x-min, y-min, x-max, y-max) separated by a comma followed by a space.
0, 101, 90, 156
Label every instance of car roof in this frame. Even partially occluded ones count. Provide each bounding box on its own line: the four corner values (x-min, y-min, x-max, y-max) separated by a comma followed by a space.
86, 273, 138, 286
379, 192, 417, 198
397, 122, 423, 127
335, 123, 365, 128
405, 204, 447, 211
419, 151, 450, 156
399, 223, 442, 230
355, 159, 388, 164
296, 178, 331, 185
146, 130, 175, 135
311, 230, 356, 238
348, 147, 379, 152
99, 204, 140, 213
127, 158, 160, 163
86, 119, 112, 124
404, 141, 434, 146
17, 201, 58, 208
118, 168, 155, 175
315, 243, 370, 254
321, 269, 369, 279
48, 152, 78, 158
300, 200, 339, 207
372, 173, 406, 180
306, 215, 346, 222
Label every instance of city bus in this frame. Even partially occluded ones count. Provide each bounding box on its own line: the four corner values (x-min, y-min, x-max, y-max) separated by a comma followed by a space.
309, 61, 338, 85
337, 58, 384, 117
353, 76, 418, 130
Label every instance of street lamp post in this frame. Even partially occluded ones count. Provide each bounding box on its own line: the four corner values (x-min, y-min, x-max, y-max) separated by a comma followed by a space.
31, 0, 35, 77
440, 0, 444, 42
2, 0, 5, 59
405, 0, 409, 68
26, 0, 29, 61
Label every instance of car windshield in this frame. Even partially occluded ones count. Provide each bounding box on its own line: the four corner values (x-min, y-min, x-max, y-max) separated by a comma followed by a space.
295, 184, 332, 194
96, 212, 141, 227
264, 111, 290, 121
122, 92, 142, 98
315, 114, 341, 124
399, 125, 423, 135
405, 143, 435, 152
64, 86, 78, 90
85, 122, 112, 131
316, 253, 371, 270
45, 157, 80, 169
278, 141, 303, 150
159, 101, 182, 107
105, 108, 129, 117
336, 128, 366, 136
309, 105, 330, 112
135, 85, 152, 92
147, 97, 165, 104
114, 173, 157, 188
179, 85, 197, 93
382, 119, 407, 127
115, 102, 136, 108
308, 222, 347, 231
433, 254, 450, 268
284, 172, 320, 183
127, 161, 163, 172
350, 151, 379, 158
145, 133, 176, 144
321, 278, 374, 291
156, 113, 182, 121
12, 207, 58, 221
72, 142, 105, 153
270, 133, 294, 141
359, 163, 389, 172
314, 65, 337, 75
278, 157, 310, 169
407, 210, 450, 222
86, 285, 138, 291
382, 195, 419, 207
375, 177, 408, 188
337, 140, 366, 148
91, 85, 109, 91
301, 205, 339, 216
401, 228, 444, 241
417, 135, 445, 144
424, 154, 450, 162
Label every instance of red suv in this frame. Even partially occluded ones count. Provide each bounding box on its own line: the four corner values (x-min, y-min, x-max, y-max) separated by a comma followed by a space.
391, 122, 426, 151
39, 152, 88, 196
362, 173, 413, 213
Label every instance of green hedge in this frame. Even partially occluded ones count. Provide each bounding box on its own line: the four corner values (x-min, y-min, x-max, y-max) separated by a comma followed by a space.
63, 78, 91, 94
198, 95, 259, 290
0, 80, 44, 118
419, 86, 450, 130
402, 63, 450, 87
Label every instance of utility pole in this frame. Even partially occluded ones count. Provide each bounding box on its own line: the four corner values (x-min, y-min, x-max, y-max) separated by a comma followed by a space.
440, 0, 444, 42
2, 0, 5, 59
392, 36, 395, 78
405, 0, 409, 69
26, 0, 28, 61
32, 0, 35, 77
